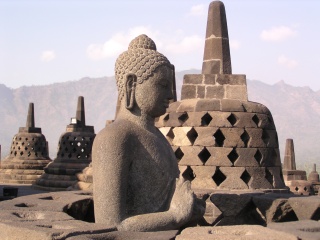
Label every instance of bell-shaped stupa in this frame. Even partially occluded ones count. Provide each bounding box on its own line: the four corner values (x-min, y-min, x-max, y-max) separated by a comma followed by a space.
34, 96, 95, 190
0, 103, 51, 184
156, 1, 285, 191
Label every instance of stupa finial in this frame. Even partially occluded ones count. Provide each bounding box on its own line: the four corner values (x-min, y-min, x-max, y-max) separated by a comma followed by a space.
202, 1, 232, 74
76, 96, 85, 126
26, 102, 35, 128
283, 139, 296, 170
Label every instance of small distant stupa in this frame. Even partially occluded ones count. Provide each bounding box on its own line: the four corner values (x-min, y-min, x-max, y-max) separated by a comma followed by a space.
282, 139, 313, 195
34, 96, 95, 191
0, 103, 51, 184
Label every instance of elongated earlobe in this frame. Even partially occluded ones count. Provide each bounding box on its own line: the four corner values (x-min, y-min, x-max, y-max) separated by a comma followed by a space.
125, 74, 137, 110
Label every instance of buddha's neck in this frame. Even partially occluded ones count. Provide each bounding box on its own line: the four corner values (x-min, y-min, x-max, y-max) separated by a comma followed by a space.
117, 105, 156, 130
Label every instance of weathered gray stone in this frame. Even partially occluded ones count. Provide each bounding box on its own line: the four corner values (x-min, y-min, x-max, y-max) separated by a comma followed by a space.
181, 85, 197, 100
195, 99, 221, 111
246, 167, 273, 189
219, 167, 248, 189
176, 99, 198, 112
287, 196, 320, 220
220, 99, 244, 112
92, 35, 202, 231
216, 74, 246, 85
283, 139, 296, 170
205, 147, 233, 166
191, 166, 217, 189
179, 146, 206, 166
234, 148, 260, 167
193, 127, 217, 146
268, 220, 320, 240
205, 85, 224, 99
225, 85, 248, 101
177, 225, 297, 240
220, 128, 245, 148
203, 74, 216, 85
183, 74, 203, 84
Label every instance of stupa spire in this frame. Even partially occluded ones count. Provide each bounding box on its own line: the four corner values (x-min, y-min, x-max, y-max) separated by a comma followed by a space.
283, 139, 296, 170
202, 1, 232, 74
76, 96, 85, 126
26, 102, 35, 128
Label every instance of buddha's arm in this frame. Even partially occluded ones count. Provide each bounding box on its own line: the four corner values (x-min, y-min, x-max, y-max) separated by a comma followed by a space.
118, 178, 194, 232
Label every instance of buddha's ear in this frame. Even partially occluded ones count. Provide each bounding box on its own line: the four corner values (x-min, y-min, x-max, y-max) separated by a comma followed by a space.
124, 74, 137, 110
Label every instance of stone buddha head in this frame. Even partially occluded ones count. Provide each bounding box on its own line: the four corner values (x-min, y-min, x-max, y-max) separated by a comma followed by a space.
115, 34, 174, 118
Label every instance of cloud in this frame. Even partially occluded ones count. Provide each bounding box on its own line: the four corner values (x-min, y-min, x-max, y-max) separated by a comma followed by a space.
260, 26, 297, 42
87, 26, 160, 60
164, 35, 203, 54
278, 55, 298, 69
188, 4, 206, 16
229, 40, 240, 50
41, 50, 55, 62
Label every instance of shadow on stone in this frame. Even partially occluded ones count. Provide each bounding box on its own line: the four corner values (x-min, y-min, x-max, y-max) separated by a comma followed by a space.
64, 198, 95, 223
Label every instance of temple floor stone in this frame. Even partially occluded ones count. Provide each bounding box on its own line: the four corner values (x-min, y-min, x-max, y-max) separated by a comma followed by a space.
175, 225, 298, 240
268, 220, 320, 240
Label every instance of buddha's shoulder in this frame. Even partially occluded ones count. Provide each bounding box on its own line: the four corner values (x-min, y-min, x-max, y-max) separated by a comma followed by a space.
95, 119, 137, 142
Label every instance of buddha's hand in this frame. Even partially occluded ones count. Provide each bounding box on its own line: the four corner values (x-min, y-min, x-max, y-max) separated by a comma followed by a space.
169, 178, 194, 225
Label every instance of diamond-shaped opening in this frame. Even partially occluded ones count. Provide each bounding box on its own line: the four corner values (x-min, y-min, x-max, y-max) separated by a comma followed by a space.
201, 113, 212, 126
240, 170, 251, 185
178, 112, 189, 123
175, 147, 184, 162
198, 147, 211, 164
227, 148, 239, 164
163, 113, 169, 122
182, 166, 195, 181
295, 186, 299, 191
213, 129, 225, 147
303, 187, 307, 191
252, 114, 260, 127
166, 128, 175, 141
265, 168, 273, 185
254, 149, 262, 164
186, 128, 198, 145
68, 153, 72, 158
240, 130, 250, 147
262, 130, 270, 146
212, 168, 226, 186
227, 113, 238, 126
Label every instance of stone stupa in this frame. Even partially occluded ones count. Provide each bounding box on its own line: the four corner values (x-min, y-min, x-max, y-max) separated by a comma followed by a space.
34, 96, 95, 191
156, 1, 286, 192
0, 103, 51, 184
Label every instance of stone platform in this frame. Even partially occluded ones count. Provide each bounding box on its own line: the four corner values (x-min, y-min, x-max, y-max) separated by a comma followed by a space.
0, 190, 318, 239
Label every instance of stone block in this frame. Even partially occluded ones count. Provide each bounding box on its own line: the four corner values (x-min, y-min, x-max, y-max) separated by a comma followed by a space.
193, 127, 217, 146
266, 167, 286, 189
181, 85, 196, 100
246, 167, 273, 189
256, 113, 276, 130
208, 112, 232, 127
179, 146, 205, 166
216, 74, 246, 85
158, 127, 174, 145
182, 111, 205, 127
205, 147, 233, 166
202, 198, 222, 225
177, 225, 297, 240
232, 112, 258, 128
183, 74, 203, 84
286, 180, 313, 195
196, 85, 205, 98
210, 192, 252, 216
172, 127, 197, 146
242, 101, 271, 114
218, 167, 248, 189
220, 99, 244, 112
203, 74, 216, 85
166, 101, 181, 113
283, 170, 307, 181
264, 130, 279, 148
163, 112, 183, 127
246, 128, 266, 148
195, 99, 221, 111
176, 99, 197, 112
225, 85, 248, 101
202, 60, 221, 75
191, 166, 217, 189
205, 85, 224, 99
252, 194, 297, 223
220, 128, 245, 148
288, 196, 320, 220
268, 220, 320, 240
234, 148, 260, 167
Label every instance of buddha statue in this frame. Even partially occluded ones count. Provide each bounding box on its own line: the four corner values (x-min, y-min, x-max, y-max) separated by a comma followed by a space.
92, 34, 201, 231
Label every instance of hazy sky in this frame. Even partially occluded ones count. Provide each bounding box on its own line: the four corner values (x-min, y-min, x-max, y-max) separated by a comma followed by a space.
0, 0, 319, 90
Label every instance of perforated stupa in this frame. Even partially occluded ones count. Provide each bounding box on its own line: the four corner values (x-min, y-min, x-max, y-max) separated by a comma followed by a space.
155, 1, 286, 191
0, 103, 51, 184
34, 96, 95, 190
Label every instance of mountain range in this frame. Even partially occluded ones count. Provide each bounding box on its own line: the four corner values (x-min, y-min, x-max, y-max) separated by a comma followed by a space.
0, 71, 319, 173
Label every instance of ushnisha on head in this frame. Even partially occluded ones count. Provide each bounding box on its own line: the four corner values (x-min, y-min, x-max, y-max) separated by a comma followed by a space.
115, 34, 173, 103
